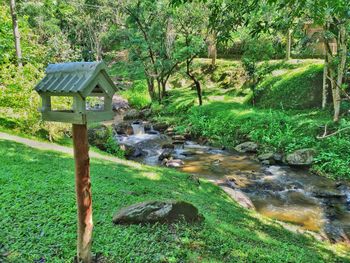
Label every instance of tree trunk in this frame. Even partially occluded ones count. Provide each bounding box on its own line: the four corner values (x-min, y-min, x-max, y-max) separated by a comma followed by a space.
9, 0, 22, 67
146, 76, 156, 101
72, 124, 93, 263
157, 79, 162, 102
161, 80, 167, 98
208, 33, 217, 66
186, 59, 202, 106
334, 24, 347, 121
322, 62, 328, 109
286, 29, 292, 60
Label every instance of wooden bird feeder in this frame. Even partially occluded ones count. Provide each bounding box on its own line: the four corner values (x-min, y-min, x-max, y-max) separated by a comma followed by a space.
35, 61, 117, 263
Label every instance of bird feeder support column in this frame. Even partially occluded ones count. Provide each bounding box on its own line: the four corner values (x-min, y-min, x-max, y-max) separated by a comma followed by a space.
72, 124, 93, 263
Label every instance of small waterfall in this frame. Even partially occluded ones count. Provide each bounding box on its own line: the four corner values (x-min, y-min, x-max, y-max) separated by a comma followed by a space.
131, 121, 145, 135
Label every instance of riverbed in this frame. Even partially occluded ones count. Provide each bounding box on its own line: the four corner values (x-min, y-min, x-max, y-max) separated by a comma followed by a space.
115, 121, 350, 243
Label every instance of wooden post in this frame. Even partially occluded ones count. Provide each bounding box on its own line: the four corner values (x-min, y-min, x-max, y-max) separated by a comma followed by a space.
72, 124, 93, 263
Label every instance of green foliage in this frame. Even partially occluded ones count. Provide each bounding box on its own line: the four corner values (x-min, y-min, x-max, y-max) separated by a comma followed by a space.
0, 140, 348, 262
120, 80, 151, 109
186, 102, 350, 180
104, 127, 124, 158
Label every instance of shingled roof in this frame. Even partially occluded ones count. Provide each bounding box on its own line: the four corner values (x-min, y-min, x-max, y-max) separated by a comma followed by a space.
35, 61, 117, 98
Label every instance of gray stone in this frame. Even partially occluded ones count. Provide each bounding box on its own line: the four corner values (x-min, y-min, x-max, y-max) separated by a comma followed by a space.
113, 200, 203, 224
112, 95, 130, 111
124, 109, 142, 120
234, 141, 258, 153
158, 148, 173, 161
162, 143, 175, 149
114, 122, 133, 135
120, 144, 143, 158
165, 159, 184, 168
273, 153, 283, 162
258, 152, 274, 161
172, 135, 186, 141
220, 186, 255, 210
323, 224, 350, 243
153, 123, 169, 132
285, 148, 316, 166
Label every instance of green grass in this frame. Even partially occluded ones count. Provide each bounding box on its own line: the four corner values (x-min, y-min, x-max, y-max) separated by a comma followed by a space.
255, 63, 324, 109
153, 100, 350, 180
1, 140, 349, 262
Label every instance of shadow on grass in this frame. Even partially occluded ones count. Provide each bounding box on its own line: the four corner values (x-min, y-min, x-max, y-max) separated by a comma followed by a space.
0, 140, 349, 262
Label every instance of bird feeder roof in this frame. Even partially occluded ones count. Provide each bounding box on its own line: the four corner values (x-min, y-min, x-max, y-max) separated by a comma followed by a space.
35, 61, 117, 98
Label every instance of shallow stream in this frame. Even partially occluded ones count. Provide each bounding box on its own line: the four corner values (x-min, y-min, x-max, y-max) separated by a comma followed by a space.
116, 122, 350, 242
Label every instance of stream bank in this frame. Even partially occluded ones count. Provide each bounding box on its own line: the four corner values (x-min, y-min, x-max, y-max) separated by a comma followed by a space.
94, 102, 350, 245
109, 115, 350, 245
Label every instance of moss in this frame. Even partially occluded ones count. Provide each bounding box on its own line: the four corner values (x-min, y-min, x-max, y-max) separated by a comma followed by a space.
255, 64, 324, 110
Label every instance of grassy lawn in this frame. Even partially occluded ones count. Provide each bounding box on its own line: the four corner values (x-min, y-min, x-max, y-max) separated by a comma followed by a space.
0, 139, 349, 262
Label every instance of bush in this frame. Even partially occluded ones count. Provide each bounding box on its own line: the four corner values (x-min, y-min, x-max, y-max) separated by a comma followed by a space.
120, 80, 151, 109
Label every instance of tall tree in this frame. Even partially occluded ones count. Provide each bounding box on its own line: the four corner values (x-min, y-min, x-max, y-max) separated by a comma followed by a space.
121, 0, 180, 101
173, 2, 209, 105
268, 0, 350, 121
9, 0, 22, 67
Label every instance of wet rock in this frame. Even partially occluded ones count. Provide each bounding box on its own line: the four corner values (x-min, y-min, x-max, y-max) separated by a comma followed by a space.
87, 124, 109, 151
165, 127, 175, 136
323, 224, 350, 243
220, 186, 255, 210
113, 200, 203, 224
153, 123, 169, 132
172, 140, 185, 146
273, 153, 283, 162
235, 141, 258, 153
114, 122, 133, 135
172, 135, 186, 141
181, 150, 196, 157
313, 190, 346, 199
261, 160, 271, 165
120, 144, 143, 158
258, 152, 276, 165
184, 133, 192, 140
225, 175, 250, 188
158, 148, 173, 161
285, 148, 316, 166
162, 143, 175, 149
258, 152, 274, 161
124, 109, 142, 120
165, 159, 184, 168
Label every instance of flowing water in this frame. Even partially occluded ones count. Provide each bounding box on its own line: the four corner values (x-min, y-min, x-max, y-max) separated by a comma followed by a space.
116, 121, 350, 241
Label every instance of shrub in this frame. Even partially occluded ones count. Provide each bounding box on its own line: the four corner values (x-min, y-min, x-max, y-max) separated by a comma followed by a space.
120, 80, 151, 109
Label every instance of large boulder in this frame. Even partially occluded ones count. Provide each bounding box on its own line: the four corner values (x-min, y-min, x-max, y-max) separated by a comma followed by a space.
153, 123, 169, 132
257, 152, 275, 165
158, 148, 173, 161
112, 95, 130, 111
124, 109, 142, 120
285, 148, 316, 166
234, 141, 258, 153
113, 122, 133, 135
113, 200, 203, 224
119, 144, 143, 158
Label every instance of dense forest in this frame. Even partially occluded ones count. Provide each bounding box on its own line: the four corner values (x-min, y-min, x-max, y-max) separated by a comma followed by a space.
1, 0, 350, 262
